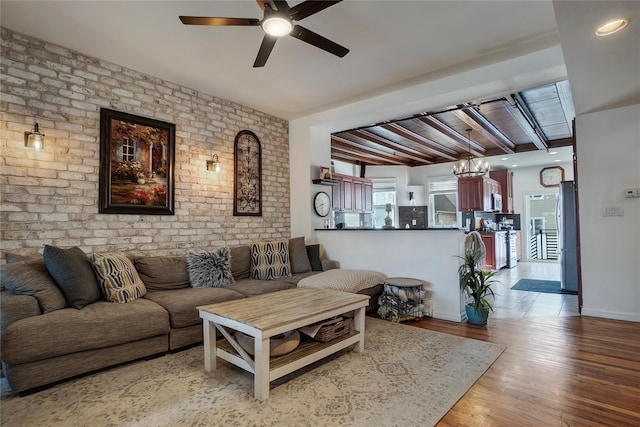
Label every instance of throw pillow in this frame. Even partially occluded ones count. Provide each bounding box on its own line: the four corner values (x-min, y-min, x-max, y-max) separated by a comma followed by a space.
306, 244, 323, 271
288, 236, 312, 274
43, 245, 102, 309
187, 247, 235, 288
0, 259, 68, 313
90, 252, 147, 303
229, 245, 251, 280
250, 239, 292, 280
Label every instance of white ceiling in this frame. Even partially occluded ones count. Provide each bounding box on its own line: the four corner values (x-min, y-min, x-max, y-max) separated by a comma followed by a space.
2, 1, 638, 168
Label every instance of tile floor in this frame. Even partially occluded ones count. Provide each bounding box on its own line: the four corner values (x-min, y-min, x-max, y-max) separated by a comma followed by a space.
488, 261, 580, 318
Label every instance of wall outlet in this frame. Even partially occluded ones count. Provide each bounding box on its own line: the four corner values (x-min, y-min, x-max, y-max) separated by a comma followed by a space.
624, 188, 640, 198
602, 205, 624, 217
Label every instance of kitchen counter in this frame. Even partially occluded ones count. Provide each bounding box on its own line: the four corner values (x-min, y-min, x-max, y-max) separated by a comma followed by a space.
315, 228, 460, 231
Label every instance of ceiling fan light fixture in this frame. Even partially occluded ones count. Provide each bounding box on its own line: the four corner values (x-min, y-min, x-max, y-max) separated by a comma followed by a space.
262, 15, 293, 37
595, 19, 628, 36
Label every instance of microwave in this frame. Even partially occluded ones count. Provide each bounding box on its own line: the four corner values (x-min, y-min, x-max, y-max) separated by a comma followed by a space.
491, 194, 502, 212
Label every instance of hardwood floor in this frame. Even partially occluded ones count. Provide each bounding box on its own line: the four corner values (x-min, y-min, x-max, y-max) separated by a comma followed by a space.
407, 315, 640, 426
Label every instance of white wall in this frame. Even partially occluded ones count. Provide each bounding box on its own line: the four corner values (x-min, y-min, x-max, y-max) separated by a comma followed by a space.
576, 104, 640, 322
317, 230, 465, 321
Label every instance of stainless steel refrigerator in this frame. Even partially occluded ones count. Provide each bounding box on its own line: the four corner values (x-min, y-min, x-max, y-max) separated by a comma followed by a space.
556, 181, 578, 292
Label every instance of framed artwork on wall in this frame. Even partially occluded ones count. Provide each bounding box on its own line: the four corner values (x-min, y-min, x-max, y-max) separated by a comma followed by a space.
234, 130, 262, 216
99, 108, 175, 215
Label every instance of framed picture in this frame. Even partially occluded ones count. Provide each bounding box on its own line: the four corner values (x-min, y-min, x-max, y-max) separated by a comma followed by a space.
320, 166, 332, 180
99, 108, 175, 215
234, 130, 262, 216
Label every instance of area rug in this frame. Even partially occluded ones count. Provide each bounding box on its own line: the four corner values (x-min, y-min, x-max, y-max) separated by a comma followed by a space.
0, 317, 505, 427
511, 279, 578, 295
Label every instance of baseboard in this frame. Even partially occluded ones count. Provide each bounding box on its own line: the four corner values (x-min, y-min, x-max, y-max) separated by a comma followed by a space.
433, 311, 463, 323
581, 308, 640, 323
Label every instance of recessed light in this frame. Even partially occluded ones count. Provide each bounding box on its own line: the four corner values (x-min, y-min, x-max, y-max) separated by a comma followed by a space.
548, 151, 558, 155
554, 159, 562, 162
501, 157, 509, 161
511, 164, 518, 168
595, 19, 629, 37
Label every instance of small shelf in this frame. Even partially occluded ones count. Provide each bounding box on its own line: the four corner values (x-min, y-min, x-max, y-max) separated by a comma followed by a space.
312, 178, 339, 186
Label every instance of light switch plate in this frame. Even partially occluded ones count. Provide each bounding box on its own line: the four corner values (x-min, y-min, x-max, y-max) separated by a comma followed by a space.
603, 205, 624, 216
624, 188, 640, 198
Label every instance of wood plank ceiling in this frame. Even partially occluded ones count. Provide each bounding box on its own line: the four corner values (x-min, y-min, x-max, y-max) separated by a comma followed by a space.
331, 81, 575, 167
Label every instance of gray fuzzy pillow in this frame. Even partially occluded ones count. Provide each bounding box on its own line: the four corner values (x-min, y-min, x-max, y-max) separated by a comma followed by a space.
187, 247, 234, 288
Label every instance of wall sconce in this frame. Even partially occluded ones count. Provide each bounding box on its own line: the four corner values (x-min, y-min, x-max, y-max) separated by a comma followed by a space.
24, 122, 45, 150
206, 154, 220, 172
409, 191, 416, 207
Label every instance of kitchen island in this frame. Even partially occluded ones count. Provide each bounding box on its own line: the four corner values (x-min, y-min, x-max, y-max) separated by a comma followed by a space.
315, 228, 465, 322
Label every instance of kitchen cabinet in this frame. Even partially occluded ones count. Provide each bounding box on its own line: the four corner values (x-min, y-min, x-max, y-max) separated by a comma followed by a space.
490, 169, 514, 213
480, 231, 507, 271
331, 173, 373, 213
457, 176, 500, 212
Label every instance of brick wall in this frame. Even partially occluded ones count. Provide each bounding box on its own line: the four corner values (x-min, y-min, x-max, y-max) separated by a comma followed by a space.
0, 27, 290, 259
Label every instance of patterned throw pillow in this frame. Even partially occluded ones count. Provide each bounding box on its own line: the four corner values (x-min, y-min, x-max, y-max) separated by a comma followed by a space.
90, 252, 147, 303
187, 247, 235, 288
250, 239, 292, 280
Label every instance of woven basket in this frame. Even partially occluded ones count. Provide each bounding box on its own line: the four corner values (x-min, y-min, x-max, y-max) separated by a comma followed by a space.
313, 318, 353, 342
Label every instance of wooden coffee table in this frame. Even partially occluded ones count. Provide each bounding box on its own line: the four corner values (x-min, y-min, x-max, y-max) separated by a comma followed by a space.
198, 287, 369, 400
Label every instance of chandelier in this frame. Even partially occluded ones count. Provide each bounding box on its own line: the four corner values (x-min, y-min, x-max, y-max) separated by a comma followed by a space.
452, 128, 489, 178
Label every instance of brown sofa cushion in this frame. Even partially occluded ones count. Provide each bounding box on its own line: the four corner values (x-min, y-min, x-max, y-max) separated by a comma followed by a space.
0, 259, 68, 313
0, 298, 169, 365
144, 287, 245, 329
229, 245, 251, 280
227, 279, 296, 297
289, 236, 312, 274
135, 256, 190, 291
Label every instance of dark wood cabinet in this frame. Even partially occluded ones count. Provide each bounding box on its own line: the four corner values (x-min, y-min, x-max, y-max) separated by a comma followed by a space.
480, 231, 507, 270
490, 169, 514, 213
457, 176, 500, 212
331, 173, 373, 213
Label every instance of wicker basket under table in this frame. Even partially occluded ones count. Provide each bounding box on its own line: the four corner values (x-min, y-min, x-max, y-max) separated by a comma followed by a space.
312, 318, 353, 342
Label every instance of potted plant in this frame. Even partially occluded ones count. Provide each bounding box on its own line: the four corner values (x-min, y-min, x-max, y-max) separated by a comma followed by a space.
457, 248, 499, 325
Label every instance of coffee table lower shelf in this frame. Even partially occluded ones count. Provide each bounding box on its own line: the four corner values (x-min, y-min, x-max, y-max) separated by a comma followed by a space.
216, 331, 360, 381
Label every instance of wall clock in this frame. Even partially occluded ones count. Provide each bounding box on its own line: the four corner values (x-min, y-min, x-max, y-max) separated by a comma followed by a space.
313, 191, 331, 217
540, 165, 565, 188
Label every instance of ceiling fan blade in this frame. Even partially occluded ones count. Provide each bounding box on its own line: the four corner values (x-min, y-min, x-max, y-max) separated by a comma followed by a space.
273, 1, 290, 12
288, 0, 342, 21
253, 35, 277, 67
255, 0, 275, 11
290, 25, 349, 58
179, 16, 259, 26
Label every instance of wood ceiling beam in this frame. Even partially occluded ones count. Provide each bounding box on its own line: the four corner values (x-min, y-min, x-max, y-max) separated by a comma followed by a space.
331, 149, 388, 166
378, 123, 459, 161
509, 95, 549, 150
331, 139, 407, 165
454, 103, 516, 154
416, 116, 485, 157
341, 131, 435, 164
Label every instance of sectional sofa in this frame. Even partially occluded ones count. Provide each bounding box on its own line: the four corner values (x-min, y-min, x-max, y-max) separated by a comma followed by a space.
0, 237, 384, 395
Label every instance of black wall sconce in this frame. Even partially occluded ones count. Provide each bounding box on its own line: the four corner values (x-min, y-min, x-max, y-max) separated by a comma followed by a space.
25, 122, 45, 150
207, 153, 220, 172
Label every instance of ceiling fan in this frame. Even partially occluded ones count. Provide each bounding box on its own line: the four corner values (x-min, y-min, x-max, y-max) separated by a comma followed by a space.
179, 0, 349, 68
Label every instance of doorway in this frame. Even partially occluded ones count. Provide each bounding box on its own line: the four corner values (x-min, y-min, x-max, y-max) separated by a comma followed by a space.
525, 193, 559, 262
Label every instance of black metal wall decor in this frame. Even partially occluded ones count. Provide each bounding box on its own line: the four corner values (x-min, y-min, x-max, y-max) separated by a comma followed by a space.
233, 130, 262, 216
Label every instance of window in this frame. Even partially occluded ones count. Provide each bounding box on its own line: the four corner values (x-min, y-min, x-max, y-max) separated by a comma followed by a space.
372, 178, 397, 228
427, 176, 459, 228
122, 137, 134, 162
